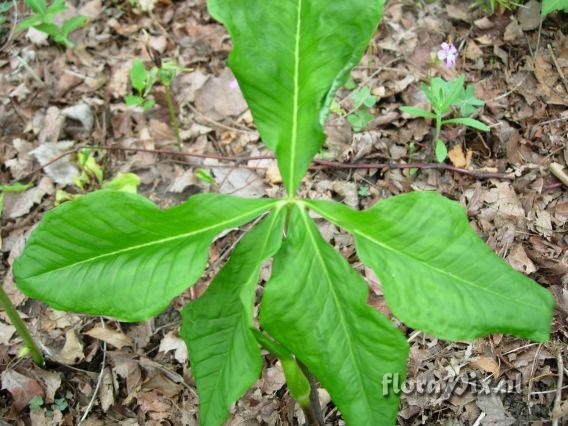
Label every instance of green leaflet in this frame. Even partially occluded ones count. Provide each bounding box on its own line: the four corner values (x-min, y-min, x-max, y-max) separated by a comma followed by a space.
542, 0, 568, 15
306, 192, 554, 342
260, 204, 408, 425
14, 191, 275, 322
207, 0, 385, 194
180, 209, 286, 426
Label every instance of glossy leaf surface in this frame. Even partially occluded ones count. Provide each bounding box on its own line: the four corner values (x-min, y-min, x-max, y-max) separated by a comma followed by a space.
306, 192, 554, 342
208, 0, 385, 194
14, 191, 275, 321
260, 205, 408, 425
180, 209, 285, 426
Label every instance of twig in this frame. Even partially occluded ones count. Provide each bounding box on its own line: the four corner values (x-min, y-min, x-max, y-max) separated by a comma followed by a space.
550, 163, 568, 188
78, 317, 107, 425
311, 159, 514, 180
18, 145, 515, 184
552, 348, 565, 426
186, 103, 254, 135
547, 44, 568, 95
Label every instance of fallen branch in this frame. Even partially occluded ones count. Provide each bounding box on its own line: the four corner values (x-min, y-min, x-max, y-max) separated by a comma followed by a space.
19, 144, 515, 184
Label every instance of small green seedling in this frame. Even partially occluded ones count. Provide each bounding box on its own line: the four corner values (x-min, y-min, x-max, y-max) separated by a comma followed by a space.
14, 1, 553, 425
332, 84, 377, 132
17, 0, 87, 47
56, 149, 140, 204
401, 75, 489, 163
125, 58, 190, 149
125, 59, 157, 111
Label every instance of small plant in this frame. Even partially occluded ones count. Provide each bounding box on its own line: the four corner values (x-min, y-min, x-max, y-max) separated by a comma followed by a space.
56, 148, 140, 203
14, 1, 553, 425
331, 83, 377, 132
125, 57, 191, 149
17, 0, 87, 47
401, 75, 489, 162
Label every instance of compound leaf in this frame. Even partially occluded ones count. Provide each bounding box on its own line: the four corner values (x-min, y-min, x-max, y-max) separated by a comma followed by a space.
14, 191, 275, 322
306, 192, 554, 342
260, 204, 408, 425
207, 0, 385, 194
180, 208, 286, 426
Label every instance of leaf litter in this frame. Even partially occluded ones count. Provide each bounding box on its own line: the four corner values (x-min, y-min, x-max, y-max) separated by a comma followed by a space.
0, 0, 566, 424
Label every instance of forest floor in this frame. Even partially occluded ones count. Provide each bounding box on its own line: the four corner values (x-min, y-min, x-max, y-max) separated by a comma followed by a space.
0, 0, 567, 424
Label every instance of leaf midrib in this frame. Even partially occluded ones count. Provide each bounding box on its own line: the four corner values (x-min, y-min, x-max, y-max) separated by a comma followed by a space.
201, 208, 283, 424
24, 204, 272, 281
308, 203, 547, 313
288, 0, 303, 194
299, 207, 374, 420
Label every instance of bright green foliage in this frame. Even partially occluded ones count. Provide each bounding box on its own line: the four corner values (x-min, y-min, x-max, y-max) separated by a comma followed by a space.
260, 204, 408, 425
208, 0, 385, 194
542, 0, 568, 15
126, 59, 190, 110
401, 75, 489, 163
17, 0, 87, 47
306, 192, 554, 342
13, 1, 554, 425
252, 329, 312, 408
125, 59, 157, 110
181, 209, 285, 426
14, 192, 275, 321
347, 86, 377, 132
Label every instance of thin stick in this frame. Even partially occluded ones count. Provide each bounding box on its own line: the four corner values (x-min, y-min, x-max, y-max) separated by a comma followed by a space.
550, 163, 568, 188
547, 44, 568, 95
18, 145, 514, 184
311, 159, 514, 180
0, 282, 44, 367
78, 317, 107, 425
552, 348, 565, 426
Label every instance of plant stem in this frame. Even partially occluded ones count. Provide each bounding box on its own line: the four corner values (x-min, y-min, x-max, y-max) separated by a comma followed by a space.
434, 114, 442, 144
0, 282, 44, 367
299, 362, 325, 426
164, 84, 182, 151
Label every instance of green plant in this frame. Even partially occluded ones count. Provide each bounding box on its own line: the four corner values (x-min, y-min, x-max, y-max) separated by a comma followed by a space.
13, 1, 553, 425
125, 58, 190, 149
542, 0, 568, 15
331, 84, 377, 132
401, 75, 489, 162
17, 0, 87, 47
55, 149, 140, 204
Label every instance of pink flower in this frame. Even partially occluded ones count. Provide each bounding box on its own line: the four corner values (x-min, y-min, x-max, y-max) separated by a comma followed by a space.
437, 42, 458, 69
229, 78, 239, 90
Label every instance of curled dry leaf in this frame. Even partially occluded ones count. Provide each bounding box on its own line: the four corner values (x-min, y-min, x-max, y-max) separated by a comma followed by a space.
158, 332, 188, 364
85, 326, 134, 349
56, 329, 85, 365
